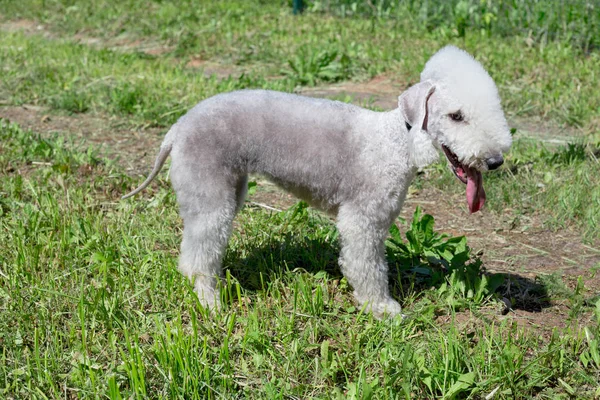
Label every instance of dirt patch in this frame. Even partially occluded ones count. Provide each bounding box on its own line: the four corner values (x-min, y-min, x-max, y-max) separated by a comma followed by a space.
399, 187, 600, 278
75, 34, 174, 57
0, 105, 164, 174
1, 19, 41, 33
301, 74, 407, 110
402, 186, 600, 332
185, 58, 248, 79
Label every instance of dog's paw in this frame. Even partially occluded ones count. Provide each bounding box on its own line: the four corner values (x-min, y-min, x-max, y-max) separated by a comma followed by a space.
194, 281, 221, 312
367, 298, 403, 320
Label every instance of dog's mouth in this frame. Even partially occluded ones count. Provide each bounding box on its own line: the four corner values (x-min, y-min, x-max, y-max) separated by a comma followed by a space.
441, 145, 486, 213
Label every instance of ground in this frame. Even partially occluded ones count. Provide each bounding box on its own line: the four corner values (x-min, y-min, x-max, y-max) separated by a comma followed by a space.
2, 10, 600, 397
2, 15, 599, 334
2, 80, 598, 336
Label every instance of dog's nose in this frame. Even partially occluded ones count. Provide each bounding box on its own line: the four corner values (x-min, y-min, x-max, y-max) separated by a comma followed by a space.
486, 155, 504, 170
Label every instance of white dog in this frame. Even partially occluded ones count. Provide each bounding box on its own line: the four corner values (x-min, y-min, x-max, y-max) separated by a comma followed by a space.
123, 46, 512, 318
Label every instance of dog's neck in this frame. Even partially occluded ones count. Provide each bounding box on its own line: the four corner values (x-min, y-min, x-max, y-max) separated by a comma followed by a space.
383, 108, 439, 169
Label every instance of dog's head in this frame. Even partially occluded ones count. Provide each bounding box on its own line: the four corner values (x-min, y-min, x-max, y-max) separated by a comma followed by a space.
399, 46, 512, 213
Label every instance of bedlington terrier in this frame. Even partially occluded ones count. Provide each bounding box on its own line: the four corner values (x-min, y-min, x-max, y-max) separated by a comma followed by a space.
122, 46, 512, 319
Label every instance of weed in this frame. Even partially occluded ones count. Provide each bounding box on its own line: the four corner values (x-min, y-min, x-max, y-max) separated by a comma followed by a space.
387, 206, 504, 309
283, 46, 353, 86
546, 143, 591, 165
387, 206, 471, 270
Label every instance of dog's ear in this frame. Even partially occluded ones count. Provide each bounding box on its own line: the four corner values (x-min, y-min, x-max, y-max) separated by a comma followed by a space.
398, 81, 436, 132
399, 81, 438, 168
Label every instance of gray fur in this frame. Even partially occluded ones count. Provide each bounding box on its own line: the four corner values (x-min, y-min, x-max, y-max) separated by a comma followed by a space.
123, 46, 512, 319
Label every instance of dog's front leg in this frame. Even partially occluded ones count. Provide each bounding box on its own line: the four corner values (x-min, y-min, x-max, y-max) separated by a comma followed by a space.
336, 205, 402, 319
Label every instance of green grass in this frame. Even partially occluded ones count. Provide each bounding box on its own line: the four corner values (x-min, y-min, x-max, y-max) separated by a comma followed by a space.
0, 31, 295, 126
310, 0, 600, 52
1, 1, 600, 397
488, 140, 600, 238
0, 20, 599, 239
2, 120, 600, 398
2, 1, 600, 130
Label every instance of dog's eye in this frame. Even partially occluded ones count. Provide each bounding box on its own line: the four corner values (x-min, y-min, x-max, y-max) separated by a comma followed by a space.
449, 111, 464, 122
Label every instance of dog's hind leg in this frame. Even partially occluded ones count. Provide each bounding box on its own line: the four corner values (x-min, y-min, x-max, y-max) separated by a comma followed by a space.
336, 204, 402, 319
172, 168, 239, 311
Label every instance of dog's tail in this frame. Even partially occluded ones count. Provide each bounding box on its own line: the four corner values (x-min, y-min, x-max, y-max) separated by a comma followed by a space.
121, 128, 176, 200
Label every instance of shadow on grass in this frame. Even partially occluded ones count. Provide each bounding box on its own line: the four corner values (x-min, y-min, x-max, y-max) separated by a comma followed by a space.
220, 203, 553, 312
224, 233, 553, 313
497, 273, 552, 312
224, 232, 342, 292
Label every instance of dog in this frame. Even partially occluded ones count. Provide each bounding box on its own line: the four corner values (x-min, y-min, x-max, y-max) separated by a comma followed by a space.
122, 46, 512, 318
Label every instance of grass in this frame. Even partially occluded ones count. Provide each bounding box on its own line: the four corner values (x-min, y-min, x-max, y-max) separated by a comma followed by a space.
310, 0, 600, 53
487, 140, 600, 238
1, 120, 600, 398
2, 1, 600, 131
0, 22, 599, 237
1, 1, 600, 397
0, 31, 295, 126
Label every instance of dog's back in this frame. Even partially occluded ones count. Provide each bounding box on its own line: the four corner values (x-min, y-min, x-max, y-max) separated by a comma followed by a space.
170, 90, 382, 206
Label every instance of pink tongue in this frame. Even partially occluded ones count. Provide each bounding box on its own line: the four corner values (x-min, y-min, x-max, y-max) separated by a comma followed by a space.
466, 167, 486, 213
